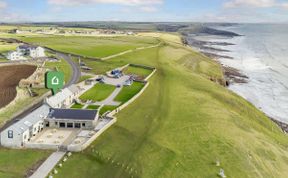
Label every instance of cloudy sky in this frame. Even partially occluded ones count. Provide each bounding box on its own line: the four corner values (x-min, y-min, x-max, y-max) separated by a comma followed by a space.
0, 0, 288, 23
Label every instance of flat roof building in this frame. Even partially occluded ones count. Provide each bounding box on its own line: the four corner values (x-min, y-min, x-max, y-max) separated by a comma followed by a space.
44, 108, 99, 129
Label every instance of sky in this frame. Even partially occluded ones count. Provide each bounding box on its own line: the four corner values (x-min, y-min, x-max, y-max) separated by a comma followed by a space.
0, 0, 288, 23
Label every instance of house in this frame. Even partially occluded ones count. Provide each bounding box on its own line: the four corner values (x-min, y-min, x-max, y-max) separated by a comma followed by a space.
7, 51, 22, 60
17, 45, 46, 58
44, 108, 99, 129
0, 104, 50, 148
45, 85, 82, 108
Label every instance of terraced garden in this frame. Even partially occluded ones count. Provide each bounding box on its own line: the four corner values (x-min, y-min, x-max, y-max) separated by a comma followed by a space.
80, 83, 116, 102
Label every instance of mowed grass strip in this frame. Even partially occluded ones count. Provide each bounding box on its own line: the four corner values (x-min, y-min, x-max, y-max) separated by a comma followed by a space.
115, 82, 145, 104
123, 65, 153, 79
80, 84, 116, 102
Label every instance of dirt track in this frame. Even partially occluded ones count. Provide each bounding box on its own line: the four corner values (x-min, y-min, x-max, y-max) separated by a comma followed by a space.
0, 65, 36, 109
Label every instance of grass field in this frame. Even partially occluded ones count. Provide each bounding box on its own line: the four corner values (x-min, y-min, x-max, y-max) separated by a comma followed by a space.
20, 36, 160, 58
80, 84, 116, 102
123, 66, 153, 79
45, 59, 72, 83
50, 34, 288, 178
115, 82, 145, 104
0, 148, 51, 178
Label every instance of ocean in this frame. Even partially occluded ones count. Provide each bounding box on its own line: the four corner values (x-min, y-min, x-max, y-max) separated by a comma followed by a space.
204, 24, 288, 123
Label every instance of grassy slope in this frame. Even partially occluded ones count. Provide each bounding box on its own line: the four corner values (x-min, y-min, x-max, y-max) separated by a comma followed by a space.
52, 36, 288, 178
45, 59, 72, 83
20, 36, 160, 58
80, 84, 116, 102
0, 148, 51, 178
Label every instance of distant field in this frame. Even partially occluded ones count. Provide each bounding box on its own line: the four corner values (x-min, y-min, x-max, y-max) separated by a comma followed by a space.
80, 84, 116, 102
20, 36, 160, 58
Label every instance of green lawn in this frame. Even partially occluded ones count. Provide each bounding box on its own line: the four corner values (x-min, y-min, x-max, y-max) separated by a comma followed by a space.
115, 82, 145, 104
99, 105, 118, 115
71, 103, 84, 109
0, 148, 51, 178
20, 36, 160, 58
123, 65, 153, 79
86, 105, 100, 110
80, 84, 116, 102
45, 59, 72, 83
53, 37, 288, 178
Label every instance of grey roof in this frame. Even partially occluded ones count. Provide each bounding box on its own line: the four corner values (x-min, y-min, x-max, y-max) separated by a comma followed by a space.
48, 108, 97, 121
18, 45, 36, 50
5, 104, 50, 134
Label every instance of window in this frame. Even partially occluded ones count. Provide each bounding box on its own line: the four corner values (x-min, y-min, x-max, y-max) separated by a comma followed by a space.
8, 130, 13, 138
74, 123, 81, 128
55, 122, 58, 125
59, 122, 66, 128
45, 122, 50, 127
82, 123, 86, 127
67, 123, 73, 128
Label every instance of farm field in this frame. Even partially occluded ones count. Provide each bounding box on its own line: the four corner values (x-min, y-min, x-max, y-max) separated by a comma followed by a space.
80, 84, 116, 102
51, 35, 288, 178
115, 82, 145, 104
20, 36, 160, 58
0, 65, 36, 109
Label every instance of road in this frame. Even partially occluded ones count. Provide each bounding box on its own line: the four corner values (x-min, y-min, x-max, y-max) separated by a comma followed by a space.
55, 52, 81, 87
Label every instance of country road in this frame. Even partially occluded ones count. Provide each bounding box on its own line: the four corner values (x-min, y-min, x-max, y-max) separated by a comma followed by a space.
55, 52, 81, 87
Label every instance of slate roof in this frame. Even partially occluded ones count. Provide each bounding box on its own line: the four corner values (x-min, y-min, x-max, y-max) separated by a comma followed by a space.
48, 108, 98, 121
4, 104, 50, 134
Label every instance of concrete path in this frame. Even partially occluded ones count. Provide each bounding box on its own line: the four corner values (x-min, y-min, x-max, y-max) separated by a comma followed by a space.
30, 151, 66, 178
102, 43, 161, 60
94, 87, 122, 106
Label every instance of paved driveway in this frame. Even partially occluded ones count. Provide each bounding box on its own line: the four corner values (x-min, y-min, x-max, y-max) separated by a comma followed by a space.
30, 151, 66, 178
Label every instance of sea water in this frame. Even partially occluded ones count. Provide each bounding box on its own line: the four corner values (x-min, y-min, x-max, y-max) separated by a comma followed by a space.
208, 24, 288, 123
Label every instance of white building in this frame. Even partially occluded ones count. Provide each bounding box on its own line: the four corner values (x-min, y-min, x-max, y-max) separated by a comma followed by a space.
7, 51, 22, 60
45, 85, 81, 108
16, 45, 46, 58
0, 104, 50, 148
30, 47, 46, 58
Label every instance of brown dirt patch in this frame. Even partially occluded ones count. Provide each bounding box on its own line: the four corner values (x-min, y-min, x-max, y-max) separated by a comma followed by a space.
0, 65, 37, 109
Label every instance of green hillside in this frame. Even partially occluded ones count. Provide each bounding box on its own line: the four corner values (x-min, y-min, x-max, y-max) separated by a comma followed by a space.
46, 35, 288, 178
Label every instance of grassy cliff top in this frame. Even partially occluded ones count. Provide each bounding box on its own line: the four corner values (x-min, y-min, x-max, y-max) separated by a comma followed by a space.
38, 33, 288, 178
